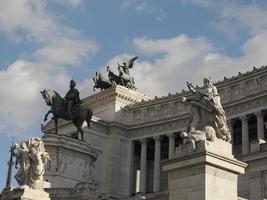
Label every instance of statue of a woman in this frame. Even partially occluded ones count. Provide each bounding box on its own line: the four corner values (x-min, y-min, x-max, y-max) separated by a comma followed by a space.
183, 77, 231, 142
12, 143, 31, 186
28, 138, 50, 190
12, 137, 50, 190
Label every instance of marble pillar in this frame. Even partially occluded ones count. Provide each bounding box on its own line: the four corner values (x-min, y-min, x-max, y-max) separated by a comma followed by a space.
255, 111, 265, 140
140, 139, 147, 193
168, 133, 175, 159
249, 172, 263, 200
153, 136, 161, 192
240, 115, 249, 155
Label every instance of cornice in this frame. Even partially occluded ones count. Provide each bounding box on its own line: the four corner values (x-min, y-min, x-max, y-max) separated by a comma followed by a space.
43, 116, 109, 134
83, 85, 151, 108
215, 65, 267, 88
128, 65, 267, 109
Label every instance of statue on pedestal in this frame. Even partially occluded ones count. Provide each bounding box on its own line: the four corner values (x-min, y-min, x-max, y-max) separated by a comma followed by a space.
11, 137, 50, 190
181, 77, 231, 149
41, 79, 93, 141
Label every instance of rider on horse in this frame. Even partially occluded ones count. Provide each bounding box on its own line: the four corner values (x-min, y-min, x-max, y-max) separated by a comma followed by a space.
65, 80, 82, 119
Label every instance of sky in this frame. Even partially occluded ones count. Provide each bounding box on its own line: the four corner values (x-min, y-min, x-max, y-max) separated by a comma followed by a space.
1, 0, 267, 189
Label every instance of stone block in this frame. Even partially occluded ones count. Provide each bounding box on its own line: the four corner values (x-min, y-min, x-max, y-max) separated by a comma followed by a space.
0, 187, 50, 200
83, 85, 150, 123
162, 139, 247, 200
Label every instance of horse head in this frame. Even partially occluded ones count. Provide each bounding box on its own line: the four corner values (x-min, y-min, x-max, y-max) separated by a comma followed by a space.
40, 89, 55, 106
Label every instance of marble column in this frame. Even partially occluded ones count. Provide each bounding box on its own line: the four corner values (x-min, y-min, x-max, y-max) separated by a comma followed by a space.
168, 133, 175, 159
249, 171, 263, 200
153, 136, 161, 192
255, 111, 265, 140
139, 139, 147, 193
240, 115, 249, 155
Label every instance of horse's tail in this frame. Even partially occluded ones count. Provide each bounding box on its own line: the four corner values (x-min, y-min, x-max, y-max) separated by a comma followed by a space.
86, 108, 93, 128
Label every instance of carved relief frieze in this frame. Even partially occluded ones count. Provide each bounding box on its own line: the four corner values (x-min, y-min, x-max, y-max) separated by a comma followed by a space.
244, 79, 258, 95
132, 109, 142, 122
128, 117, 189, 138
259, 75, 267, 90
225, 93, 267, 118
206, 165, 237, 182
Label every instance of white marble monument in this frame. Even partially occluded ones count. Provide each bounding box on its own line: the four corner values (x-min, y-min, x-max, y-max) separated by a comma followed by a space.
162, 78, 248, 200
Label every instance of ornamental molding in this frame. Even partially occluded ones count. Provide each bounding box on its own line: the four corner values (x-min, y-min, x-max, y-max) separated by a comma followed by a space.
83, 85, 150, 109
129, 65, 267, 109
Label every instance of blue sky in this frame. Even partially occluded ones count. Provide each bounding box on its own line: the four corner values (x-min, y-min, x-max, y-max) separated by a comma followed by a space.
1, 0, 267, 189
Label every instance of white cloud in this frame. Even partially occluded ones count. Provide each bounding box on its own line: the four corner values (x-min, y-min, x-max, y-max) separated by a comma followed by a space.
185, 0, 267, 37
122, 31, 267, 97
0, 0, 97, 137
120, 0, 166, 22
54, 0, 83, 7
35, 37, 97, 66
0, 60, 71, 137
111, 0, 267, 98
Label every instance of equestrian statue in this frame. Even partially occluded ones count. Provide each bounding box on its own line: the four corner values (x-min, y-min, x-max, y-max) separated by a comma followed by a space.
41, 80, 93, 141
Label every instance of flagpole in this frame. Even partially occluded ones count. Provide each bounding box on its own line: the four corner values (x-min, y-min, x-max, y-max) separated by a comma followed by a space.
5, 138, 14, 188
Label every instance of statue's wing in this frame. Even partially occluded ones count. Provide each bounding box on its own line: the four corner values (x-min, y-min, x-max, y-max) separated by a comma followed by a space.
127, 56, 138, 68
117, 62, 124, 68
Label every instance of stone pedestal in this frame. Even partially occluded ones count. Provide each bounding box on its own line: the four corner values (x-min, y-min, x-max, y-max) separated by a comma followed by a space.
71, 182, 98, 200
83, 85, 151, 123
0, 187, 50, 200
42, 134, 98, 189
163, 140, 247, 200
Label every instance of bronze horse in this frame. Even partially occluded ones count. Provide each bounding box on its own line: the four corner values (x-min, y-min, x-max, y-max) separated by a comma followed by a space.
92, 71, 112, 91
41, 89, 93, 141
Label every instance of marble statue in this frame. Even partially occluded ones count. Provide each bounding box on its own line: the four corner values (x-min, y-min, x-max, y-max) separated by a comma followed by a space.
180, 126, 216, 150
11, 137, 50, 190
182, 77, 231, 148
41, 80, 93, 140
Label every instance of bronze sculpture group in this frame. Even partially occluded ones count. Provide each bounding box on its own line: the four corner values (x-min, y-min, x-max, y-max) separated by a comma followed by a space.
93, 56, 138, 91
40, 55, 231, 152
41, 56, 138, 141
